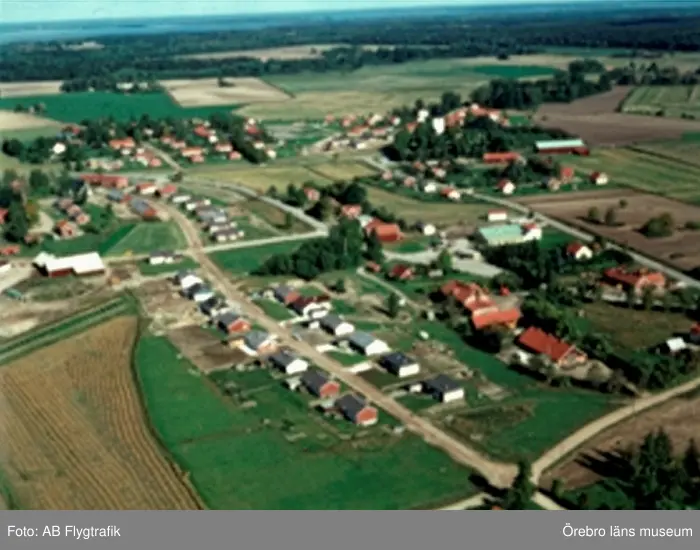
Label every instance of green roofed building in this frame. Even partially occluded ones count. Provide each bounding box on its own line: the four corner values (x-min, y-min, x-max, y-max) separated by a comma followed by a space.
534, 139, 587, 154
474, 223, 542, 247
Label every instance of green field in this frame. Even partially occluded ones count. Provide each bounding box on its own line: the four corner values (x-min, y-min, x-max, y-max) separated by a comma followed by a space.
39, 223, 135, 256
106, 222, 187, 256
468, 64, 561, 79
254, 299, 295, 321
210, 239, 310, 274
621, 85, 700, 118
0, 92, 239, 124
136, 335, 476, 509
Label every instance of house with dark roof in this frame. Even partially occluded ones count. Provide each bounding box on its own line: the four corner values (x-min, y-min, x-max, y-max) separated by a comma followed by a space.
336, 394, 378, 426
424, 374, 464, 403
244, 330, 276, 355
269, 350, 309, 375
301, 370, 340, 398
348, 331, 390, 356
274, 285, 301, 306
216, 311, 250, 335
291, 295, 331, 318
199, 296, 228, 318
517, 326, 587, 367
380, 352, 420, 378
320, 314, 355, 337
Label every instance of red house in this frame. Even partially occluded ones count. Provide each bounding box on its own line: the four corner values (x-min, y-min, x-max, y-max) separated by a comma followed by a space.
518, 326, 587, 367
603, 267, 666, 294
302, 370, 340, 399
389, 264, 414, 281
482, 151, 521, 164
364, 219, 403, 243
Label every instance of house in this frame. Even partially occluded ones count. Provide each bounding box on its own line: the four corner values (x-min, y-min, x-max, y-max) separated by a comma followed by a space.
496, 179, 516, 195
560, 166, 575, 182
664, 337, 687, 355
178, 274, 203, 291
603, 267, 666, 294
389, 264, 415, 281
171, 194, 192, 205
420, 181, 438, 193
535, 138, 588, 155
199, 296, 227, 318
190, 155, 205, 164
130, 198, 158, 219
303, 187, 320, 202
340, 204, 362, 219
482, 151, 522, 164
365, 261, 382, 274
440, 280, 521, 330
291, 296, 332, 319
566, 242, 593, 261
54, 220, 78, 239
107, 189, 126, 203
0, 245, 20, 256
544, 177, 562, 192
80, 173, 129, 189
273, 285, 301, 306
348, 331, 390, 356
590, 171, 609, 185
424, 374, 464, 403
244, 330, 276, 355
109, 137, 136, 150
269, 350, 309, 375
517, 326, 587, 367
440, 187, 461, 201
320, 314, 355, 337
521, 222, 542, 241
403, 176, 417, 188
190, 285, 215, 303
380, 352, 420, 378
136, 181, 158, 195
33, 252, 106, 278
228, 151, 242, 161
156, 184, 178, 198
364, 219, 403, 243
301, 370, 340, 398
149, 251, 177, 265
216, 311, 250, 335
416, 222, 436, 236
487, 209, 508, 222
336, 394, 378, 427
197, 207, 227, 224
214, 143, 233, 154
181, 147, 204, 158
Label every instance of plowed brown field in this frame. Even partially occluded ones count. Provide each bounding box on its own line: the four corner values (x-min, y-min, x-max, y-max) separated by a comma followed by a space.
0, 317, 202, 510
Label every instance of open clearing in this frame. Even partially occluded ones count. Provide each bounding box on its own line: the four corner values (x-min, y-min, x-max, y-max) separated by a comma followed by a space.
0, 81, 63, 98
106, 221, 187, 257
621, 85, 700, 118
210, 240, 311, 274
541, 390, 700, 490
630, 139, 700, 170
0, 317, 201, 509
163, 78, 290, 107
178, 44, 344, 61
516, 188, 700, 271
136, 335, 476, 509
0, 110, 62, 132
194, 164, 333, 191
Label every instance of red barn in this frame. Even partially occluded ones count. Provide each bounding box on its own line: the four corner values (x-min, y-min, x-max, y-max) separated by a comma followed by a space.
364, 219, 403, 243
482, 151, 522, 164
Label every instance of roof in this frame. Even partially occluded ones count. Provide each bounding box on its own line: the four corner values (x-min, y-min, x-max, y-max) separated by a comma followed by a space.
535, 139, 586, 149
425, 374, 461, 393
483, 151, 521, 161
336, 394, 370, 418
274, 285, 296, 299
518, 326, 575, 362
270, 349, 300, 368
349, 331, 378, 349
130, 198, 154, 215
381, 351, 417, 369
216, 311, 243, 326
604, 267, 665, 287
665, 337, 687, 353
301, 370, 331, 392
34, 252, 105, 274
390, 264, 414, 279
472, 307, 521, 330
566, 242, 590, 255
244, 330, 272, 350
321, 313, 351, 331
477, 224, 524, 242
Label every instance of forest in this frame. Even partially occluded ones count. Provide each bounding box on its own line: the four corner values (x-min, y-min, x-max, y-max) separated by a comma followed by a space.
3, 7, 700, 82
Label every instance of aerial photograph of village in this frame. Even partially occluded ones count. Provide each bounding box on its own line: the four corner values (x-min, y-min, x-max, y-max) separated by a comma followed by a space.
1, 0, 700, 511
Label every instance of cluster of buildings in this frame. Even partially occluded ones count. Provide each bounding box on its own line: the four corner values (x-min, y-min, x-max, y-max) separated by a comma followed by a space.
335, 206, 404, 243
323, 112, 399, 152
53, 197, 91, 239
106, 137, 164, 169
169, 193, 244, 243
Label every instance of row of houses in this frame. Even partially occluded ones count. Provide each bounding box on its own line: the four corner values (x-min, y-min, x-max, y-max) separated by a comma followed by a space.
170, 193, 244, 243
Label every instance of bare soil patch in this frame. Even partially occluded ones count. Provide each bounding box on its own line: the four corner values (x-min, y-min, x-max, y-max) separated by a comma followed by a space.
541, 391, 700, 490
162, 77, 290, 107
0, 81, 63, 98
0, 110, 62, 131
537, 87, 632, 117
178, 44, 342, 61
516, 189, 700, 270
167, 326, 248, 373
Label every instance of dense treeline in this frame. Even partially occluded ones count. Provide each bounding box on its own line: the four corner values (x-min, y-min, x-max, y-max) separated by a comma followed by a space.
3, 7, 700, 82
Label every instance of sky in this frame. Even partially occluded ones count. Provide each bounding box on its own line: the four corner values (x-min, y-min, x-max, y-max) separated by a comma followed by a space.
2, 0, 571, 24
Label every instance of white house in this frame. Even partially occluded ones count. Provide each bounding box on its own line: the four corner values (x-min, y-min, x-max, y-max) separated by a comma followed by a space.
52, 142, 67, 155
348, 331, 390, 356
431, 117, 445, 136
270, 350, 309, 375
591, 172, 609, 185
566, 242, 594, 261
292, 297, 332, 319
149, 251, 177, 265
497, 179, 516, 195
664, 337, 687, 354
320, 314, 355, 337
0, 261, 11, 275
521, 223, 542, 241
380, 352, 420, 378
179, 274, 203, 291
417, 108, 429, 123
421, 181, 438, 194
424, 374, 464, 403
487, 210, 508, 223
416, 222, 436, 236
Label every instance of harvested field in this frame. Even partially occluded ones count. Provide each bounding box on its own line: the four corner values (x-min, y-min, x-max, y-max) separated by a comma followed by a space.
0, 316, 201, 509
537, 86, 632, 116
167, 326, 248, 373
192, 164, 333, 191
621, 85, 700, 118
308, 161, 379, 181
0, 81, 62, 98
516, 189, 700, 270
163, 78, 290, 107
630, 140, 700, 170
541, 391, 700, 490
178, 44, 342, 61
0, 110, 62, 131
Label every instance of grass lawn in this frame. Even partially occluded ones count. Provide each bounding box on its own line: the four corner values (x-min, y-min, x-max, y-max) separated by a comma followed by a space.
468, 64, 561, 79
255, 299, 295, 321
39, 223, 135, 256
0, 126, 62, 140
136, 335, 476, 509
106, 221, 187, 256
386, 237, 433, 254
327, 349, 366, 366
243, 200, 311, 234
0, 92, 240, 123
539, 228, 574, 250
307, 161, 378, 181
397, 393, 437, 412
190, 164, 333, 192
210, 239, 309, 274
582, 301, 692, 350
137, 257, 199, 276
331, 298, 357, 315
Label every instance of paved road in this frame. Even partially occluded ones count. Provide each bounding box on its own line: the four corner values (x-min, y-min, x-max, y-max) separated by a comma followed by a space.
166, 201, 518, 489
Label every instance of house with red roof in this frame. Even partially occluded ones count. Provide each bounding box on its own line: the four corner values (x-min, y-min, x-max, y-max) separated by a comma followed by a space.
340, 204, 362, 219
566, 242, 593, 261
228, 151, 242, 161
193, 125, 211, 139
156, 184, 178, 198
441, 187, 461, 201
364, 219, 403, 243
303, 187, 320, 202
181, 146, 204, 158
389, 264, 414, 281
215, 143, 233, 153
603, 267, 666, 294
136, 182, 158, 195
560, 166, 575, 181
518, 326, 587, 367
365, 261, 382, 274
482, 151, 521, 164
0, 245, 21, 256
440, 281, 521, 330
108, 137, 136, 150
405, 122, 418, 133
496, 179, 516, 195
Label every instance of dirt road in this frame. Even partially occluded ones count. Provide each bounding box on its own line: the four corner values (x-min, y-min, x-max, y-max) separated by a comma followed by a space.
165, 202, 518, 489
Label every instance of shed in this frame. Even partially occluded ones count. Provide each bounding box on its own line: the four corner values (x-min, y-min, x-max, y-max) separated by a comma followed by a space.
424, 375, 464, 403
269, 350, 309, 375
336, 394, 378, 427
348, 331, 390, 356
380, 352, 420, 378
320, 314, 355, 337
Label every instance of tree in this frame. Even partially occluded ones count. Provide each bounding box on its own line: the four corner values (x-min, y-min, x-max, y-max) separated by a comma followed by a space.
365, 231, 384, 263
641, 285, 655, 310
387, 292, 401, 318
604, 206, 618, 226
335, 278, 346, 293
619, 199, 628, 208
4, 200, 29, 242
283, 211, 294, 229
683, 439, 700, 479
501, 460, 535, 510
586, 206, 601, 224
267, 185, 278, 198
435, 249, 453, 273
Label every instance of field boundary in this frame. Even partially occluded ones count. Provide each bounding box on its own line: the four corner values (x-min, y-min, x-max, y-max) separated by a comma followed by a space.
615, 87, 637, 113
624, 145, 700, 170
258, 78, 297, 99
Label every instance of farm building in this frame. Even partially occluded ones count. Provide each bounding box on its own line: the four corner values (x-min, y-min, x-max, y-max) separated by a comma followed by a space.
534, 138, 588, 155
33, 252, 106, 278
269, 350, 309, 375
216, 311, 250, 335
291, 296, 332, 319
602, 267, 666, 294
301, 370, 340, 398
364, 219, 403, 243
440, 280, 521, 330
274, 285, 301, 306
474, 223, 542, 247
149, 251, 178, 265
496, 180, 516, 195
487, 209, 509, 222
566, 242, 593, 261
130, 198, 158, 219
336, 394, 378, 427
518, 326, 587, 368
244, 330, 276, 355
320, 314, 355, 337
482, 151, 522, 164
199, 297, 229, 318
380, 352, 420, 378
348, 331, 390, 356
424, 375, 464, 403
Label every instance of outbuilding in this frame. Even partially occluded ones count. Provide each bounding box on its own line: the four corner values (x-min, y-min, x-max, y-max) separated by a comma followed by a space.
320, 314, 355, 337
348, 331, 390, 356
380, 352, 420, 378
336, 394, 378, 427
269, 350, 309, 375
424, 374, 464, 403
33, 252, 106, 278
301, 370, 340, 398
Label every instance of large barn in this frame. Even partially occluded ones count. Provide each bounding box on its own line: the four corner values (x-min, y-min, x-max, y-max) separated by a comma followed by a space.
534, 138, 589, 156
33, 252, 106, 278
